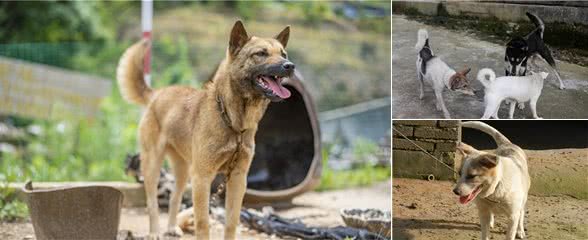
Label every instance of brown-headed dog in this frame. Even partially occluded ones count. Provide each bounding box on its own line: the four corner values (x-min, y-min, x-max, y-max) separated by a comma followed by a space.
116, 21, 294, 240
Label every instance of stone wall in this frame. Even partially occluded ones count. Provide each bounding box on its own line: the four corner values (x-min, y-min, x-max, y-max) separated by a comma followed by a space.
393, 1, 588, 25
392, 120, 460, 180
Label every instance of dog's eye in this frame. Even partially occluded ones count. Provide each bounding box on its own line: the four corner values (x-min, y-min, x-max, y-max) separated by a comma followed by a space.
281, 51, 288, 59
466, 174, 476, 179
254, 51, 268, 57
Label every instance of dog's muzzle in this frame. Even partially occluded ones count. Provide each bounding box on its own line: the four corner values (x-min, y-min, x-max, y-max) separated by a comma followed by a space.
254, 61, 295, 101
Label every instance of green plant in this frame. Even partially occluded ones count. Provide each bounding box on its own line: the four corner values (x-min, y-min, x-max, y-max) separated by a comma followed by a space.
352, 138, 379, 163
318, 144, 390, 192
0, 172, 28, 222
300, 2, 333, 25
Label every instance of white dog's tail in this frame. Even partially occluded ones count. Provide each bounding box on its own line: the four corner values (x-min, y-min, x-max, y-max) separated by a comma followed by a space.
477, 68, 496, 88
415, 29, 429, 52
461, 121, 512, 146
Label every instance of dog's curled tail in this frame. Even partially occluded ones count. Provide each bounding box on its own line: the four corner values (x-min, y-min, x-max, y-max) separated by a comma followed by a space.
477, 68, 496, 89
526, 12, 544, 35
116, 40, 153, 106
461, 121, 512, 146
415, 29, 428, 52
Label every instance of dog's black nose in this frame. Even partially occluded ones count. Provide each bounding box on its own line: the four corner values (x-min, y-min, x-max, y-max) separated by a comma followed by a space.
282, 62, 295, 71
453, 188, 460, 196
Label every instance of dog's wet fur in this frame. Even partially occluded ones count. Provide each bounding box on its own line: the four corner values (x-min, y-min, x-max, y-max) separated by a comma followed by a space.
415, 28, 474, 119
454, 121, 531, 240
116, 20, 294, 240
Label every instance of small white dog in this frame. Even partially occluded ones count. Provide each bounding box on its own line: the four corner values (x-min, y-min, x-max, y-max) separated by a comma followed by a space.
415, 29, 474, 119
477, 68, 548, 119
454, 121, 531, 240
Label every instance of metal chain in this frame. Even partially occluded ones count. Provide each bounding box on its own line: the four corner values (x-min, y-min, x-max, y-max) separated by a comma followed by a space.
211, 95, 245, 206
392, 126, 459, 174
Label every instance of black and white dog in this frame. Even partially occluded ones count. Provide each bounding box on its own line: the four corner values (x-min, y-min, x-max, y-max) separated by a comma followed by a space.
416, 29, 474, 119
505, 12, 565, 89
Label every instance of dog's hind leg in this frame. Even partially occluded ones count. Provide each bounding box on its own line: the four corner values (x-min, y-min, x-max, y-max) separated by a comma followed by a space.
516, 208, 526, 239
418, 74, 425, 100
482, 99, 500, 119
416, 60, 425, 99
164, 147, 189, 237
509, 101, 517, 119
139, 121, 167, 240
530, 96, 542, 119
535, 50, 565, 89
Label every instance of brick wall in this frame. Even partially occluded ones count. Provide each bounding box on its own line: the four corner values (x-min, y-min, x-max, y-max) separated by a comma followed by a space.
392, 120, 461, 180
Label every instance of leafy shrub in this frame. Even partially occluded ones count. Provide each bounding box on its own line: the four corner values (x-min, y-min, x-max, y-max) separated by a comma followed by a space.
0, 171, 28, 221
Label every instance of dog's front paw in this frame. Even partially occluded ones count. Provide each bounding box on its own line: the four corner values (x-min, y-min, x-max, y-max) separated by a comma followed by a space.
163, 226, 183, 238
147, 233, 159, 240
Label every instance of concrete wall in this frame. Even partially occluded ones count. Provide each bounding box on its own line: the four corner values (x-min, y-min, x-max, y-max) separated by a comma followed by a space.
392, 120, 460, 180
393, 0, 588, 25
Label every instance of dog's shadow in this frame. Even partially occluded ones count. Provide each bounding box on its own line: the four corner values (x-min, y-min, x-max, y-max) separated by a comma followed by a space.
392, 217, 480, 239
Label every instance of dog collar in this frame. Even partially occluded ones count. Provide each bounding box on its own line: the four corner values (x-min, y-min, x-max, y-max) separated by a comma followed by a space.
216, 95, 245, 136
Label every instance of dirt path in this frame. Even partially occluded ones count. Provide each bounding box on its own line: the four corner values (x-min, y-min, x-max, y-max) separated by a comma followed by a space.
392, 148, 588, 240
0, 181, 391, 240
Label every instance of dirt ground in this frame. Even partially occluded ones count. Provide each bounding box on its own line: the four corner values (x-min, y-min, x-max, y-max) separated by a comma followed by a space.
393, 149, 588, 240
0, 181, 391, 240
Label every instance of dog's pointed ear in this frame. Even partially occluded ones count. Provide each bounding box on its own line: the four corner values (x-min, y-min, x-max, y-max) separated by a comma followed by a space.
460, 67, 471, 76
479, 154, 498, 168
540, 72, 549, 79
229, 20, 249, 56
456, 142, 477, 156
275, 26, 290, 48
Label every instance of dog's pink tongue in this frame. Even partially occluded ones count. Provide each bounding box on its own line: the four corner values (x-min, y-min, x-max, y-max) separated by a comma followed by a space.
267, 79, 291, 99
459, 195, 469, 204
459, 192, 476, 204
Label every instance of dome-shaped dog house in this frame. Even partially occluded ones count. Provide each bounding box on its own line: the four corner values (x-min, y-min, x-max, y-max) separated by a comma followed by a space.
244, 70, 321, 203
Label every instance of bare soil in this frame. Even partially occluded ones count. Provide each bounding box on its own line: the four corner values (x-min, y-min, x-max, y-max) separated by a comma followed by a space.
393, 149, 588, 240
0, 181, 391, 240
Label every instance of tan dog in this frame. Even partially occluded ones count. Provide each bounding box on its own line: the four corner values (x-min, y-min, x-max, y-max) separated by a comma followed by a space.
116, 21, 294, 240
453, 121, 530, 240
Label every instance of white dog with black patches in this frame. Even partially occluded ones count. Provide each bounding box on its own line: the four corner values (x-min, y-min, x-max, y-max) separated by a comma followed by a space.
454, 121, 530, 240
415, 29, 474, 119
477, 68, 548, 119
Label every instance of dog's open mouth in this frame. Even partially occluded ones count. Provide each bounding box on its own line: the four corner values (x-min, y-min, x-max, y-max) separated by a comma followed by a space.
256, 75, 291, 99
459, 185, 482, 204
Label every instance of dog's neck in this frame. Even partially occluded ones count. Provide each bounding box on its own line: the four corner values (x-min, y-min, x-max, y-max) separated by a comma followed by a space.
480, 159, 505, 200
442, 68, 457, 90
211, 63, 270, 133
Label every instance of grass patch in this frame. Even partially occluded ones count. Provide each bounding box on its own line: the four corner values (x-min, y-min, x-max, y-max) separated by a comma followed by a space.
318, 141, 391, 192
0, 173, 28, 222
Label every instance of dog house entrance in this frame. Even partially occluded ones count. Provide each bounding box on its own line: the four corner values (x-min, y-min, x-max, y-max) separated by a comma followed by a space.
247, 86, 315, 191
